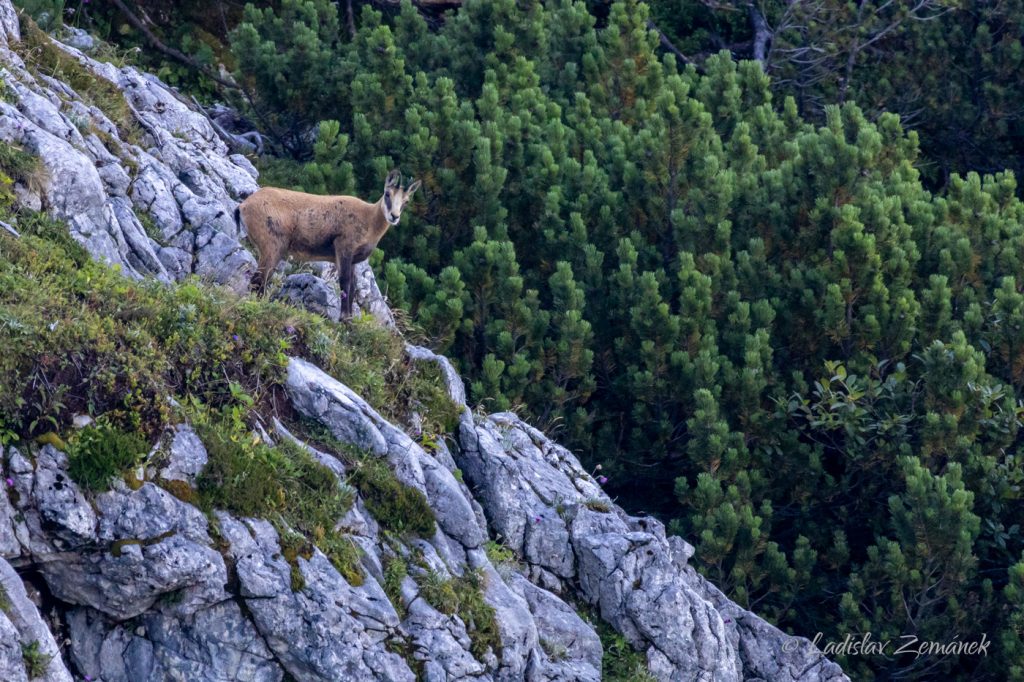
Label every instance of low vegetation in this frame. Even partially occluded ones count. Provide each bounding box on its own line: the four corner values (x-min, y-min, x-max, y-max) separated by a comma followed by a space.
188, 402, 363, 588
417, 567, 501, 661
348, 457, 435, 539
0, 208, 457, 446
382, 555, 409, 616
0, 203, 458, 593
15, 14, 142, 145
0, 141, 44, 212
593, 617, 656, 682
20, 640, 51, 679
290, 420, 437, 540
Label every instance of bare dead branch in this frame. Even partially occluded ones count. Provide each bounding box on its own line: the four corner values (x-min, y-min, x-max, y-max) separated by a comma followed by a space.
107, 0, 241, 90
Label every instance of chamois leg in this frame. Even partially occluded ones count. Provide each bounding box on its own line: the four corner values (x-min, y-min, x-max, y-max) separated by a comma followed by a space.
335, 247, 355, 319
345, 258, 357, 317
252, 249, 283, 296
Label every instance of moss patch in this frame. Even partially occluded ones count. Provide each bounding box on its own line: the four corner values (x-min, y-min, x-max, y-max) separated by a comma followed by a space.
157, 477, 199, 505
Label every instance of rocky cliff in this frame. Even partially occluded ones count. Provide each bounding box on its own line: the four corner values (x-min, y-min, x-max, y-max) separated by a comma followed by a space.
0, 6, 848, 681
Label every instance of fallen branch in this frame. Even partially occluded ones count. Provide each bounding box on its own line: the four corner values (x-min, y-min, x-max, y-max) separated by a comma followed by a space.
191, 96, 264, 155
107, 0, 240, 91
646, 20, 703, 72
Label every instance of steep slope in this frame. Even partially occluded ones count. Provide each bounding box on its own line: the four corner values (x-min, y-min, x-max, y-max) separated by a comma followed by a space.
0, 7, 846, 681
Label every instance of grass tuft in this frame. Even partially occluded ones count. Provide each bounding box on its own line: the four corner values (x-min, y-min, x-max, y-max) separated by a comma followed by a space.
594, 616, 657, 682
21, 640, 51, 679
349, 457, 435, 539
382, 555, 408, 616
0, 141, 45, 211
417, 567, 502, 661
190, 404, 363, 588
291, 419, 437, 540
66, 421, 149, 493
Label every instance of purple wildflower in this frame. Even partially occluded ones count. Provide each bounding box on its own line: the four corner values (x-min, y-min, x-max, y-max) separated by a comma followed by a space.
4, 477, 13, 487
232, 334, 240, 343
285, 325, 296, 335
597, 475, 608, 485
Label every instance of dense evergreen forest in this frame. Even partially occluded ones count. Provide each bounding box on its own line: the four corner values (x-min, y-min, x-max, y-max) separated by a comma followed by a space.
18, 0, 1024, 678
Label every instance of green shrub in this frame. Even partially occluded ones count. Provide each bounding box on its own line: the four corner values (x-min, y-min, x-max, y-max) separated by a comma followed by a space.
66, 421, 148, 492
382, 555, 408, 615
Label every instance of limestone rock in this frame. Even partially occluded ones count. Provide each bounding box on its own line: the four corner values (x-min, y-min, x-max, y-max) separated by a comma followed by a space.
275, 273, 342, 322
0, 20, 256, 289
457, 411, 846, 682
155, 425, 209, 485
67, 603, 282, 682
0, 557, 74, 682
218, 513, 415, 682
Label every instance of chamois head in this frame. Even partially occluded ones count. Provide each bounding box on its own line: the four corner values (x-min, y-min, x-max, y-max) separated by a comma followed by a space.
381, 169, 421, 226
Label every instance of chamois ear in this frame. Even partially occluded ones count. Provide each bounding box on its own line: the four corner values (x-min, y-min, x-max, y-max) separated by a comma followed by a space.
406, 180, 421, 197
385, 169, 401, 189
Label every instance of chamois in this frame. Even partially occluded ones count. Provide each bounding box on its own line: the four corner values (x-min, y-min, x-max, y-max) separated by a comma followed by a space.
236, 170, 420, 318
